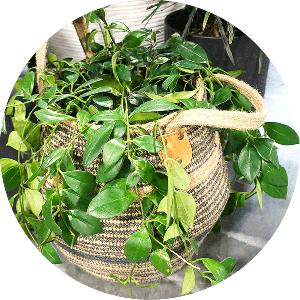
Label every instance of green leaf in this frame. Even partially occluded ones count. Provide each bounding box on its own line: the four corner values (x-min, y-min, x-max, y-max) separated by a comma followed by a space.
34, 108, 71, 124
221, 192, 239, 217
102, 139, 126, 169
174, 192, 196, 228
62, 170, 96, 195
87, 188, 136, 219
109, 273, 129, 286
221, 257, 236, 275
237, 92, 251, 111
162, 88, 200, 104
112, 120, 126, 138
174, 60, 201, 70
202, 258, 227, 283
150, 249, 172, 276
228, 129, 247, 155
181, 266, 195, 295
21, 72, 35, 97
96, 156, 124, 183
177, 41, 208, 64
126, 172, 140, 190
13, 100, 26, 121
43, 84, 57, 100
163, 223, 181, 241
41, 148, 65, 170
132, 136, 163, 153
212, 218, 222, 233
124, 227, 152, 262
213, 87, 232, 106
62, 189, 92, 211
260, 177, 287, 199
79, 86, 112, 98
2, 165, 21, 192
23, 188, 44, 217
122, 31, 150, 48
162, 68, 179, 91
6, 131, 29, 152
270, 146, 280, 169
106, 21, 130, 33
100, 178, 127, 193
254, 138, 274, 161
181, 98, 214, 109
131, 99, 180, 116
261, 161, 288, 187
238, 143, 261, 183
256, 178, 263, 211
116, 64, 131, 82
42, 194, 62, 234
83, 122, 114, 167
41, 243, 63, 264
189, 236, 199, 255
170, 160, 190, 190
66, 209, 102, 235
76, 110, 91, 127
129, 112, 162, 123
91, 110, 124, 122
37, 220, 51, 246
263, 122, 299, 145
58, 213, 79, 248
60, 151, 75, 172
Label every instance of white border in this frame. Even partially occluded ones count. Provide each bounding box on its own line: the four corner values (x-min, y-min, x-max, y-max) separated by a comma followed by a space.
1, 1, 299, 299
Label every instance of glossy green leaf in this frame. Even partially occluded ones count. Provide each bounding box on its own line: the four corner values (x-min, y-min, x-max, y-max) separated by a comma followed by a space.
62, 170, 96, 195
263, 122, 299, 145
261, 161, 288, 187
135, 157, 156, 184
96, 156, 124, 183
43, 84, 57, 100
228, 129, 247, 155
177, 41, 208, 64
221, 192, 239, 217
66, 209, 102, 235
37, 220, 51, 246
150, 249, 172, 276
2, 165, 21, 192
254, 138, 274, 161
124, 227, 152, 262
103, 139, 126, 169
112, 120, 126, 138
41, 148, 65, 170
181, 99, 214, 109
58, 213, 79, 248
76, 110, 91, 127
132, 135, 163, 153
87, 187, 136, 219
122, 31, 150, 48
21, 72, 35, 97
174, 60, 201, 70
202, 258, 227, 283
62, 189, 92, 211
91, 110, 124, 122
213, 87, 232, 106
42, 194, 62, 234
270, 146, 280, 169
106, 21, 130, 32
174, 192, 196, 228
116, 64, 131, 82
129, 112, 162, 123
100, 178, 127, 193
126, 172, 140, 190
237, 92, 251, 111
60, 151, 75, 172
162, 68, 179, 91
260, 177, 287, 199
238, 143, 261, 183
41, 243, 63, 264
35, 108, 71, 124
131, 99, 180, 115
181, 266, 195, 295
170, 160, 190, 190
83, 122, 114, 167
221, 257, 236, 275
79, 86, 112, 98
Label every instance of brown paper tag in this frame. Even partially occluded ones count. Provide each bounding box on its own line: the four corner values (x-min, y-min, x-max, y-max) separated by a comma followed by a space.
158, 128, 192, 168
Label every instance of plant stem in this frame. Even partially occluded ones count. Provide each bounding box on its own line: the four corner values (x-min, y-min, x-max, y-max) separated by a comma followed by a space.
182, 7, 197, 41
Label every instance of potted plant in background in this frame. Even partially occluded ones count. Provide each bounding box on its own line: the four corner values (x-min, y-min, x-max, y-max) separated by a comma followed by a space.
1, 6, 299, 299
144, 1, 269, 96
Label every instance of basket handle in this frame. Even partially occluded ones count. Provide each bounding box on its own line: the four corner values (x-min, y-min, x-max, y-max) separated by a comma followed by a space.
35, 16, 91, 94
165, 74, 268, 133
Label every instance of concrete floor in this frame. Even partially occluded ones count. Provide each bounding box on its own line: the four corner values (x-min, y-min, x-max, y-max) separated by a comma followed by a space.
0, 61, 299, 299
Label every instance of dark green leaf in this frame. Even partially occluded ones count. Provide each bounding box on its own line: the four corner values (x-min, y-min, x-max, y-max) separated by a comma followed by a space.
221, 257, 236, 275
212, 218, 222, 233
260, 177, 287, 199
87, 187, 136, 219
37, 220, 51, 246
58, 213, 79, 248
189, 236, 199, 255
131, 99, 180, 116
62, 189, 93, 211
270, 146, 280, 169
132, 135, 163, 153
221, 193, 239, 217
112, 120, 126, 138
91, 110, 124, 122
126, 172, 140, 190
238, 143, 261, 183
142, 197, 152, 216
177, 41, 208, 64
254, 138, 274, 161
213, 87, 232, 106
181, 266, 195, 295
263, 122, 299, 145
66, 209, 102, 235
103, 139, 126, 169
42, 194, 62, 234
136, 157, 156, 183
96, 156, 124, 183
34, 108, 71, 124
83, 122, 114, 167
174, 60, 201, 70
41, 243, 62, 264
79, 86, 112, 98
228, 129, 247, 155
237, 92, 251, 111
116, 64, 131, 82
261, 161, 288, 187
122, 31, 150, 48
124, 227, 152, 262
41, 148, 65, 170
60, 151, 75, 172
150, 249, 172, 276
62, 170, 96, 194
2, 165, 21, 192
202, 258, 227, 283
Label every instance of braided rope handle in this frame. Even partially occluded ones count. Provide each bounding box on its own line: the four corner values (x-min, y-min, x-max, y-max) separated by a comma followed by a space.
165, 74, 268, 133
35, 16, 91, 94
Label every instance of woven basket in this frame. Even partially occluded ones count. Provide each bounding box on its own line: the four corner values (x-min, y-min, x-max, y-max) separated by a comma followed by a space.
35, 17, 268, 283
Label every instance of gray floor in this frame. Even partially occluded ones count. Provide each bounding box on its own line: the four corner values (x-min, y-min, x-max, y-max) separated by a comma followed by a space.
52, 62, 299, 299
